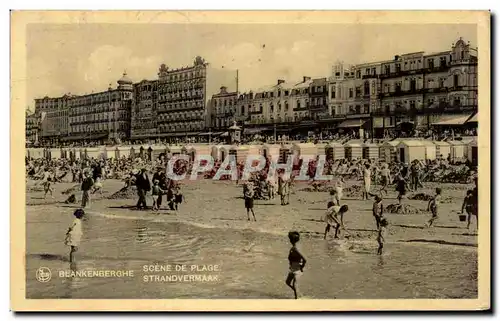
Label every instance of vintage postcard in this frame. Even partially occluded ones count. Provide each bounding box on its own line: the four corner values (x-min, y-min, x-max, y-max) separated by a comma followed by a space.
11, 11, 490, 311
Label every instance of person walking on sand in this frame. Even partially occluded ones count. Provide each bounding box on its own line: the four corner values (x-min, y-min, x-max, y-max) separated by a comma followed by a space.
379, 163, 391, 196
427, 188, 442, 227
43, 176, 54, 199
135, 168, 151, 210
462, 190, 477, 230
395, 173, 407, 205
377, 218, 389, 255
81, 171, 94, 208
362, 163, 372, 200
244, 182, 256, 221
64, 208, 85, 263
278, 174, 290, 206
285, 231, 307, 299
151, 180, 165, 211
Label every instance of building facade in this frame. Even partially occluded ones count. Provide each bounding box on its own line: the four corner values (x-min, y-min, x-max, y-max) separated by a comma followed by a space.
25, 111, 39, 145
211, 86, 238, 129
156, 56, 238, 137
35, 94, 71, 143
66, 73, 133, 143
131, 79, 158, 140
327, 38, 477, 137
309, 78, 329, 119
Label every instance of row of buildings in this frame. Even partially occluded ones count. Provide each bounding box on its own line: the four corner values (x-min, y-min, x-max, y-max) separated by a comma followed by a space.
26, 38, 478, 144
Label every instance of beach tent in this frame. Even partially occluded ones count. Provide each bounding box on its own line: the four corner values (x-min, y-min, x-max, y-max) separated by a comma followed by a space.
379, 140, 401, 163
150, 145, 165, 160
362, 142, 379, 160
315, 143, 328, 157
245, 144, 261, 158
344, 140, 363, 160
396, 140, 437, 163
448, 140, 467, 162
187, 145, 211, 162
433, 141, 451, 159
467, 140, 478, 166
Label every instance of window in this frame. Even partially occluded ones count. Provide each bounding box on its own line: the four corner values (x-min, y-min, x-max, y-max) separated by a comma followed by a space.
364, 82, 370, 95
410, 79, 417, 91
439, 78, 445, 88
349, 88, 354, 98
356, 70, 361, 78
270, 103, 274, 113
331, 90, 336, 99
395, 82, 402, 92
410, 101, 416, 110
297, 100, 301, 109
395, 63, 401, 73
453, 74, 459, 87
440, 57, 447, 67
372, 68, 376, 75
385, 65, 390, 75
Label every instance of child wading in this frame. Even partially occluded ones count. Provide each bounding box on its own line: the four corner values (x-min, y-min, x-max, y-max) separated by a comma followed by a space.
427, 188, 442, 227
285, 231, 307, 299
65, 209, 85, 263
377, 218, 388, 255
323, 202, 349, 239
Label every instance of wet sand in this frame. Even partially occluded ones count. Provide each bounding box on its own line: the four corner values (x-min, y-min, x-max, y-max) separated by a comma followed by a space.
25, 178, 478, 299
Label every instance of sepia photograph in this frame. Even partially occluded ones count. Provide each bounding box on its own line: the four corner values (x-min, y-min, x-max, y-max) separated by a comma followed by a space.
11, 10, 490, 311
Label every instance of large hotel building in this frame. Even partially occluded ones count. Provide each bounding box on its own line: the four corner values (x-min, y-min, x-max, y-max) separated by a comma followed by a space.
27, 38, 477, 144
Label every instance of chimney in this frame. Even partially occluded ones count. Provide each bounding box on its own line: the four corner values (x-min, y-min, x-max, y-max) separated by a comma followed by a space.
394, 55, 400, 61
303, 76, 311, 82
220, 86, 227, 93
277, 79, 285, 85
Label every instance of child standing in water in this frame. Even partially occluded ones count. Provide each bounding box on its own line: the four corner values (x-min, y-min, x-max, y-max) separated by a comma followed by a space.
427, 188, 442, 227
372, 195, 384, 230
64, 209, 85, 263
285, 231, 307, 299
377, 218, 388, 255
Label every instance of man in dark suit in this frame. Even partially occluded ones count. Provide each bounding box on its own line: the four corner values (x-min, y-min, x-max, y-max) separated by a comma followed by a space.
152, 167, 166, 208
135, 168, 151, 210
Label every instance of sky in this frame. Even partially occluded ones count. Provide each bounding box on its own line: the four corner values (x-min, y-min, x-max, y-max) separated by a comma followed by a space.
24, 23, 477, 110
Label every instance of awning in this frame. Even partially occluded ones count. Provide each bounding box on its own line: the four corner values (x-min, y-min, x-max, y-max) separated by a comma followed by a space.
467, 113, 478, 123
243, 128, 266, 135
338, 119, 366, 128
198, 132, 222, 136
432, 115, 471, 126
221, 132, 229, 137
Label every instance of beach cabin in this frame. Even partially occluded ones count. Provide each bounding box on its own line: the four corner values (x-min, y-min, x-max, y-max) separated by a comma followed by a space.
219, 145, 236, 162
149, 145, 165, 160
448, 140, 467, 162
261, 144, 281, 160
50, 148, 61, 160
279, 144, 292, 164
362, 142, 379, 160
433, 141, 451, 160
328, 142, 345, 160
291, 143, 318, 159
245, 144, 261, 158
60, 148, 68, 159
344, 141, 363, 160
188, 145, 211, 162
379, 140, 400, 163
86, 147, 100, 159
396, 140, 437, 163
167, 145, 182, 157
467, 140, 478, 166
28, 148, 42, 159
211, 145, 223, 161
115, 146, 129, 159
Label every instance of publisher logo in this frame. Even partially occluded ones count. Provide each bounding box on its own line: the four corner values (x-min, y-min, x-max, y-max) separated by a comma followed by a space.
36, 267, 52, 283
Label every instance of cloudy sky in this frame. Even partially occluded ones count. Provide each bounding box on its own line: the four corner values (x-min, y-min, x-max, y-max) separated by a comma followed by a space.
25, 23, 476, 109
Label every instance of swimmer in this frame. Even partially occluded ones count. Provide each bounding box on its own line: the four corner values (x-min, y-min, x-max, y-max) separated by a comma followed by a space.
372, 195, 384, 230
324, 202, 349, 239
285, 231, 307, 299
